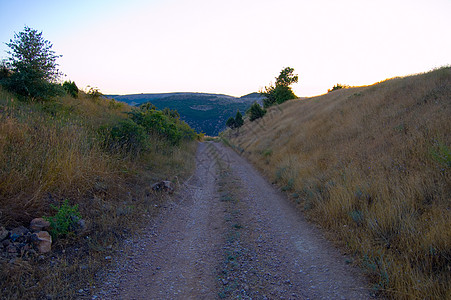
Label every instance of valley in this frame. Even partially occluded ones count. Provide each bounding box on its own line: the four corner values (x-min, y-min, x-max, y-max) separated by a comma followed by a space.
108, 92, 263, 136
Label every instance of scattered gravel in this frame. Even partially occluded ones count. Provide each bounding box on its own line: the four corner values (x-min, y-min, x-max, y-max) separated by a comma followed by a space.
91, 142, 372, 299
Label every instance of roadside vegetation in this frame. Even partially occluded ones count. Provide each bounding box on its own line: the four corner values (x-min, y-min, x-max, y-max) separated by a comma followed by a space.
226, 109, 244, 129
223, 67, 451, 299
0, 27, 198, 298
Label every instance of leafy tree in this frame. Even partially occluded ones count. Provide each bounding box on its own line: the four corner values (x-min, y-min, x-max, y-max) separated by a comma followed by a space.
275, 67, 298, 87
247, 102, 266, 121
235, 110, 244, 128
2, 26, 63, 100
226, 117, 236, 129
261, 67, 298, 108
63, 80, 78, 98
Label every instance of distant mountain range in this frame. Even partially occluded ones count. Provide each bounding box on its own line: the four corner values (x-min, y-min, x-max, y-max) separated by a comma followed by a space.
106, 92, 263, 136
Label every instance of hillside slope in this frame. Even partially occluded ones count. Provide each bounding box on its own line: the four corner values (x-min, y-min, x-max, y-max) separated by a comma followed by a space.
225, 67, 451, 299
109, 92, 263, 136
0, 87, 197, 298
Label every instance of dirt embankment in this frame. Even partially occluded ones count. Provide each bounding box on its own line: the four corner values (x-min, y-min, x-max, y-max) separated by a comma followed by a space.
94, 142, 371, 299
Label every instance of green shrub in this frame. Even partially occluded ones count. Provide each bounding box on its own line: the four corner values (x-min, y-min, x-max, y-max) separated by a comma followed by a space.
132, 110, 180, 143
130, 105, 196, 145
162, 107, 180, 119
225, 110, 244, 129
100, 103, 196, 154
262, 85, 297, 107
107, 119, 147, 153
87, 86, 102, 99
234, 110, 244, 127
226, 116, 236, 129
62, 80, 79, 98
44, 199, 82, 239
108, 98, 124, 110
247, 102, 266, 121
328, 83, 349, 92
3, 75, 65, 101
177, 119, 197, 140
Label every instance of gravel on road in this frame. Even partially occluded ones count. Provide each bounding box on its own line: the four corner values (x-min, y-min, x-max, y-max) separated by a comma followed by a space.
92, 142, 371, 299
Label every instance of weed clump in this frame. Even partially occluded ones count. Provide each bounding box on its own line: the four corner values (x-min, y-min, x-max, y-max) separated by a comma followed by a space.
44, 199, 82, 239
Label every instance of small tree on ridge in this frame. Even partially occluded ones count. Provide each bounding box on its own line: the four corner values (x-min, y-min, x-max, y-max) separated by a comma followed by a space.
234, 110, 244, 128
261, 67, 298, 108
247, 102, 266, 121
226, 109, 244, 129
2, 26, 63, 100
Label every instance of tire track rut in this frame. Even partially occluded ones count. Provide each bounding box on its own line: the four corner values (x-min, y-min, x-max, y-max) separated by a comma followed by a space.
94, 142, 371, 299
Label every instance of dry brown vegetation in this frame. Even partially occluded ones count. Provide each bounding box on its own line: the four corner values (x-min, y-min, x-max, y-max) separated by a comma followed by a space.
0, 88, 197, 298
224, 67, 451, 299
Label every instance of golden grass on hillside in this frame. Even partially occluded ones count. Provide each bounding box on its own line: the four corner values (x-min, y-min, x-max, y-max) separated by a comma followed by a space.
0, 91, 127, 225
226, 67, 451, 299
0, 88, 197, 298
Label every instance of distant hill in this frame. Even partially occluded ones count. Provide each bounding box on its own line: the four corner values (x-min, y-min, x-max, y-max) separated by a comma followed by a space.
107, 92, 263, 136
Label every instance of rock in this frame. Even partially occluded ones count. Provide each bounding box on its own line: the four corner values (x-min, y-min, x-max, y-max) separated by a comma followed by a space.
76, 218, 87, 234
30, 218, 50, 232
31, 231, 52, 253
0, 226, 8, 241
10, 226, 29, 241
151, 180, 174, 194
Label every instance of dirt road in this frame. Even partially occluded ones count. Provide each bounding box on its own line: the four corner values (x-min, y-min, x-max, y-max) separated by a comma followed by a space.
94, 142, 371, 299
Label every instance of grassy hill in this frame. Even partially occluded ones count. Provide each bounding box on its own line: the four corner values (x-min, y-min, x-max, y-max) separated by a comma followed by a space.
0, 87, 197, 298
223, 67, 451, 299
108, 92, 263, 136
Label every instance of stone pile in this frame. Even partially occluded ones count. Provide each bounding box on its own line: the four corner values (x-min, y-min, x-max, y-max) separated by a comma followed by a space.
0, 218, 53, 260
151, 180, 174, 194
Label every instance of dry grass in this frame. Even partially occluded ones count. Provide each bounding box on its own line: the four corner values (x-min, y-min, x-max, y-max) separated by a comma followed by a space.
0, 88, 197, 298
225, 67, 451, 299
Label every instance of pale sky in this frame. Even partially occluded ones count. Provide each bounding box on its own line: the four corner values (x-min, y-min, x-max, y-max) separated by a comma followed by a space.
1, 0, 450, 97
